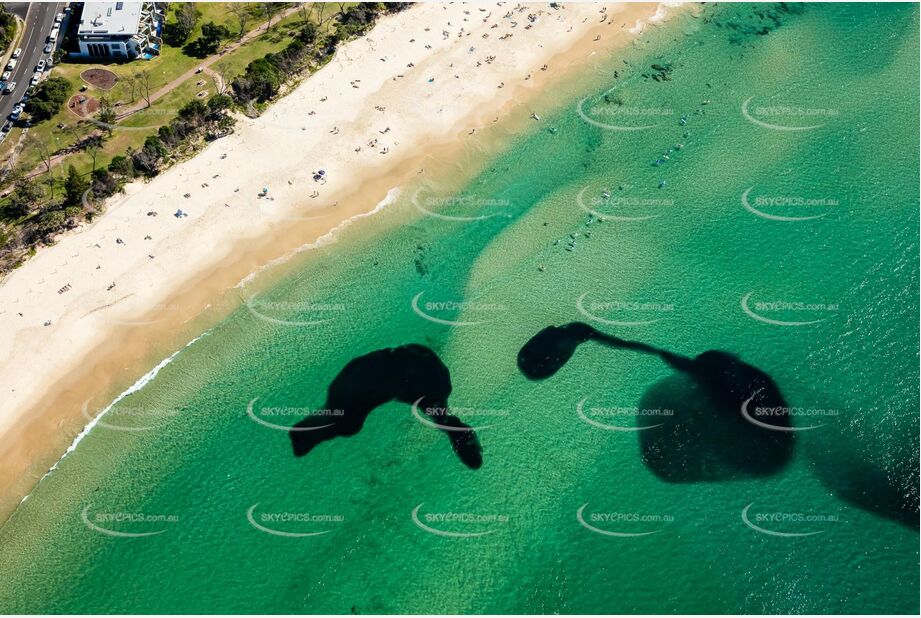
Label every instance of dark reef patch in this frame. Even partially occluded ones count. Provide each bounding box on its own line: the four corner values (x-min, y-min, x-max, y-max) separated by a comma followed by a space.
517, 322, 598, 380
810, 441, 919, 529
290, 344, 481, 469
637, 349, 793, 482
518, 322, 793, 481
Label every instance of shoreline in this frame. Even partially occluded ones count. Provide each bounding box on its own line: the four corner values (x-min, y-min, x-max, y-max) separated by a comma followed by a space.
0, 2, 678, 521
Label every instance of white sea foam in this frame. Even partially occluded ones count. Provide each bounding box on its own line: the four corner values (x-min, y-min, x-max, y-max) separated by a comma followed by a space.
630, 2, 678, 34
235, 186, 402, 289
18, 331, 210, 505
20, 187, 404, 507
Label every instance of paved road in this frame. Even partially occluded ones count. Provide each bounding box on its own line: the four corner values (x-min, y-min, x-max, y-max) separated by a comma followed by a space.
1, 2, 63, 125
2, 3, 31, 20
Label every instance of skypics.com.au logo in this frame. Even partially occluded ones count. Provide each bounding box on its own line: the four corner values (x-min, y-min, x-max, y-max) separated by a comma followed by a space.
411, 504, 509, 538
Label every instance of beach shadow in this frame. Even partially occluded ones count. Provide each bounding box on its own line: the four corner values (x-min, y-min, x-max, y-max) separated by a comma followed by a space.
290, 344, 482, 469
517, 322, 793, 481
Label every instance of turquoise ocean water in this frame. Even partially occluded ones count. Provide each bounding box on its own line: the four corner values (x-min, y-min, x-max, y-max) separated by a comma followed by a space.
0, 3, 918, 613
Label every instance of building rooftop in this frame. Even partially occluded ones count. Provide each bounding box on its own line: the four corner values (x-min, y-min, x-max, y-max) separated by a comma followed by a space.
78, 2, 143, 36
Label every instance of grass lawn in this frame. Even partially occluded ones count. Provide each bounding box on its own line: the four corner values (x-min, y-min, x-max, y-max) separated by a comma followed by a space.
1, 3, 334, 195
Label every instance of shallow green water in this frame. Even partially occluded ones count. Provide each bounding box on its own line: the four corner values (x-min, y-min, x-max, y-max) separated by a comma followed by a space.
1, 3, 918, 613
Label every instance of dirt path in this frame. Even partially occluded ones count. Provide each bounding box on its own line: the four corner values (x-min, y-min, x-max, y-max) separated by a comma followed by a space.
117, 4, 304, 118
2, 4, 307, 190
202, 67, 224, 94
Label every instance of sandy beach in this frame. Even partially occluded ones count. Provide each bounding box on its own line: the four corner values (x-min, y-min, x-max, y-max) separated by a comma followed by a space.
0, 2, 676, 519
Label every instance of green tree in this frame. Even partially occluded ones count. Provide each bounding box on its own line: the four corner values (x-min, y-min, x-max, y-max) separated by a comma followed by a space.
178, 98, 209, 122
336, 3, 384, 37
207, 93, 232, 113
107, 155, 134, 177
295, 21, 318, 45
197, 21, 230, 55
8, 176, 42, 218
165, 3, 199, 45
0, 6, 16, 52
64, 205, 83, 222
97, 96, 117, 136
131, 136, 168, 176
63, 166, 89, 206
27, 77, 72, 123
90, 167, 123, 200
232, 57, 284, 102
143, 135, 168, 157
228, 3, 251, 39
37, 209, 66, 235
183, 20, 231, 57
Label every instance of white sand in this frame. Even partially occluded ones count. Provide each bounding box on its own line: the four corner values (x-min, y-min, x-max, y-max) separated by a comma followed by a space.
0, 2, 675, 511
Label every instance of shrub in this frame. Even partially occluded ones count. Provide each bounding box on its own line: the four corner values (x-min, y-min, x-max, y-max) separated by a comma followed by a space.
107, 155, 134, 177
38, 209, 66, 234
8, 177, 42, 218
90, 168, 119, 199
231, 57, 284, 102
178, 98, 209, 123
0, 6, 16, 53
207, 94, 232, 113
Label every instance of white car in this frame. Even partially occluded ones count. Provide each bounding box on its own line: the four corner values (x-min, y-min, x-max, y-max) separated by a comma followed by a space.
10, 105, 22, 120
55, 12, 64, 23
36, 59, 45, 72
29, 74, 40, 87
47, 30, 58, 43
1, 71, 10, 81
44, 42, 53, 54
6, 59, 16, 71
4, 81, 16, 93
12, 47, 21, 59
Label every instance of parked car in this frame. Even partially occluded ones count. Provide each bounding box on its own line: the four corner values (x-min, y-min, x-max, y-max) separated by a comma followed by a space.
47, 30, 58, 43
12, 47, 21, 59
1, 121, 12, 133
4, 81, 16, 93
44, 42, 53, 54
36, 59, 46, 72
45, 57, 53, 69
29, 73, 40, 87
1, 71, 10, 81
10, 105, 23, 121
6, 59, 16, 71
55, 12, 64, 23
